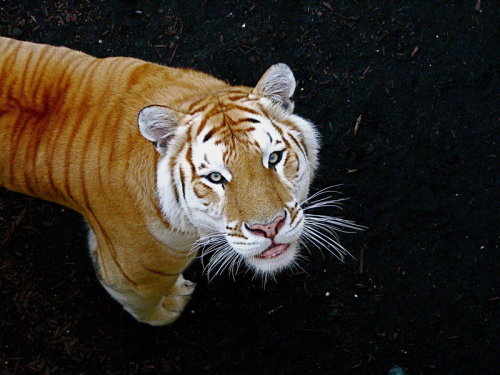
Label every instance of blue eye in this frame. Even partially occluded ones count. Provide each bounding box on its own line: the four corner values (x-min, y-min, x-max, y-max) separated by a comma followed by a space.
268, 150, 284, 167
206, 172, 226, 184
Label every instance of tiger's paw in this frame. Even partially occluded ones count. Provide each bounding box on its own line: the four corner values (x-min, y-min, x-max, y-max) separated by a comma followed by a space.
171, 274, 196, 297
141, 275, 196, 326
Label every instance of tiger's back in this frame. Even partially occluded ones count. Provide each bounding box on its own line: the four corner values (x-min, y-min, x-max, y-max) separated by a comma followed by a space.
0, 37, 226, 214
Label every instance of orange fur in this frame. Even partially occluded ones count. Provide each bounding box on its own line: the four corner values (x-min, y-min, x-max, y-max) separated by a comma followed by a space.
0, 37, 319, 325
0, 37, 236, 323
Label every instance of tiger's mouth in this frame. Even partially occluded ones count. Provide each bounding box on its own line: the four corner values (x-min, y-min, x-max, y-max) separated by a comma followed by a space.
255, 243, 290, 259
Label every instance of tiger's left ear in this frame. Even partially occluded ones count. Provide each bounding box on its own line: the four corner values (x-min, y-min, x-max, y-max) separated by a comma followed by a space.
138, 105, 180, 154
253, 63, 296, 112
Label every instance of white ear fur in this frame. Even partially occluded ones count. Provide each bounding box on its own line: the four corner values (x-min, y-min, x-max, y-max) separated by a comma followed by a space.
138, 105, 180, 154
254, 63, 296, 107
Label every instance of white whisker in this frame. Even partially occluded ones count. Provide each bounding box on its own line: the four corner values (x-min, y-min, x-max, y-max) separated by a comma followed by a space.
302, 197, 348, 211
306, 214, 366, 232
302, 226, 347, 262
298, 185, 364, 264
305, 218, 342, 241
304, 224, 351, 257
300, 185, 343, 205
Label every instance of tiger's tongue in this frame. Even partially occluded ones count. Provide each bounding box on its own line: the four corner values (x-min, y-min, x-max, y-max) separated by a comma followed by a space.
258, 244, 289, 259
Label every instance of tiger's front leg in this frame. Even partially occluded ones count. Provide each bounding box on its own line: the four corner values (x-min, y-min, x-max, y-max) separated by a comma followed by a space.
100, 273, 196, 326
88, 231, 196, 326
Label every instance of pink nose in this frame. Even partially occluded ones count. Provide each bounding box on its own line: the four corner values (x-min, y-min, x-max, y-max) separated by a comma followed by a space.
247, 215, 285, 239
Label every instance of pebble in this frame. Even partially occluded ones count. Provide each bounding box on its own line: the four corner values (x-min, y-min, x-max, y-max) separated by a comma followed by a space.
388, 365, 407, 375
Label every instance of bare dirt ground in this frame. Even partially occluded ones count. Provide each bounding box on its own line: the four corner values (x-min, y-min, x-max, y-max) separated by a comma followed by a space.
0, 1, 498, 374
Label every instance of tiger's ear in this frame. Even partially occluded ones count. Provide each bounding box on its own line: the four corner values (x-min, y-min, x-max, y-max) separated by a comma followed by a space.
253, 63, 296, 112
138, 105, 180, 154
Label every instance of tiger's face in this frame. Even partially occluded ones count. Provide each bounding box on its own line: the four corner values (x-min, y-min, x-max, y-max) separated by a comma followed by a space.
139, 64, 319, 276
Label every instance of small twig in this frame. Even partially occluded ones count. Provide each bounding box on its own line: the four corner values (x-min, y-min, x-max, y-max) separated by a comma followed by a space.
361, 65, 371, 79
410, 45, 419, 58
169, 43, 179, 65
267, 305, 283, 315
354, 114, 362, 135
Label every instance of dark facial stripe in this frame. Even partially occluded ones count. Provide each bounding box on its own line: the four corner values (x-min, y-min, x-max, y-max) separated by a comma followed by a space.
266, 131, 273, 143
285, 130, 308, 160
186, 144, 196, 176
290, 213, 303, 230
203, 127, 216, 142
187, 96, 209, 112
245, 118, 260, 123
233, 104, 260, 115
190, 102, 211, 113
226, 94, 248, 101
179, 165, 187, 202
196, 106, 222, 136
169, 157, 180, 204
268, 119, 284, 137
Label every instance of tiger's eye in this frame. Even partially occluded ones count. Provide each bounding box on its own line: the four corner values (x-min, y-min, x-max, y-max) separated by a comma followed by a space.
206, 172, 225, 184
268, 151, 283, 166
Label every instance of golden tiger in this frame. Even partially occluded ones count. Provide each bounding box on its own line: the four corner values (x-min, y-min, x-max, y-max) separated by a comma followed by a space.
0, 37, 357, 326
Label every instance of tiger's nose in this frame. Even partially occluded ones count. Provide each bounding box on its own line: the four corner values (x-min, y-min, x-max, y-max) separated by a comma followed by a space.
246, 215, 285, 239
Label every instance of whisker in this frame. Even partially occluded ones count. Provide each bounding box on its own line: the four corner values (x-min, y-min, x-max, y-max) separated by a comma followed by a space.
302, 227, 346, 262
304, 224, 350, 256
191, 238, 226, 257
305, 214, 366, 232
289, 254, 310, 276
305, 218, 342, 241
297, 236, 313, 255
302, 197, 348, 211
299, 228, 324, 253
218, 252, 240, 278
300, 184, 343, 205
206, 247, 231, 281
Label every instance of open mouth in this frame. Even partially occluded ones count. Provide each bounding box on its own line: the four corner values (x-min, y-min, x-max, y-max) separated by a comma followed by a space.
256, 243, 290, 259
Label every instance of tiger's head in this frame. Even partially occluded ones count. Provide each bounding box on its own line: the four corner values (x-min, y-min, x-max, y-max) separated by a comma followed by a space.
138, 64, 321, 277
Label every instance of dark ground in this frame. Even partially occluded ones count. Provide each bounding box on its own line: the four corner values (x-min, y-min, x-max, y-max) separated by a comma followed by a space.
0, 1, 498, 374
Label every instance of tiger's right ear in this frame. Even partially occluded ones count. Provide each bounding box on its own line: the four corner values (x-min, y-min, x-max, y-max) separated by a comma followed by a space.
138, 105, 180, 154
253, 63, 296, 113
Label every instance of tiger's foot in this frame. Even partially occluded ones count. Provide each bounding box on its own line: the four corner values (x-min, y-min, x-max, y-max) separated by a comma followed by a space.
102, 274, 196, 326
139, 275, 196, 326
